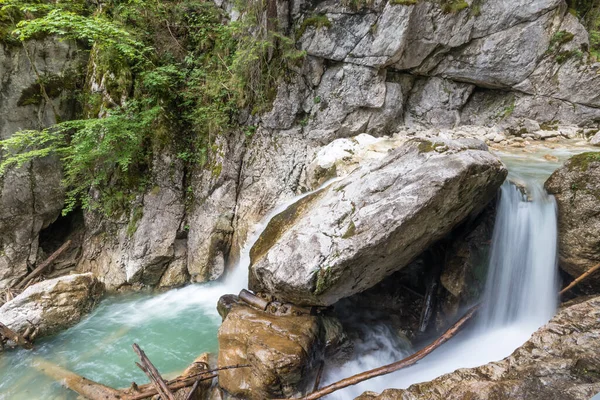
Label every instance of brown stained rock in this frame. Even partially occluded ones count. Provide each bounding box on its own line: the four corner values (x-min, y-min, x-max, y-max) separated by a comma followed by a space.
545, 152, 600, 291
217, 303, 324, 399
356, 295, 600, 400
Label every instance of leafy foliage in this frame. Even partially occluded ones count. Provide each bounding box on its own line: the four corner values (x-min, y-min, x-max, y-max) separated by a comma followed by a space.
0, 0, 305, 216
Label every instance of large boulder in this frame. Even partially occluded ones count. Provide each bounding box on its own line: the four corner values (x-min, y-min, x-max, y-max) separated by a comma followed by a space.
545, 152, 600, 290
217, 302, 324, 399
0, 273, 104, 339
249, 138, 507, 306
357, 295, 600, 400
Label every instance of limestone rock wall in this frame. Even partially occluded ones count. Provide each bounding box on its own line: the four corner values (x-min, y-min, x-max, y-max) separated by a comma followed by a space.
3, 0, 600, 291
0, 40, 83, 290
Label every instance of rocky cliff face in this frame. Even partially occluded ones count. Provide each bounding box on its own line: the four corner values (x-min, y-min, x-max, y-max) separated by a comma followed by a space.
2, 0, 600, 291
0, 40, 83, 290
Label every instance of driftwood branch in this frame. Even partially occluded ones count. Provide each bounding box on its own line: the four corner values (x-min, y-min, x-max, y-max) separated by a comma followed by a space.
123, 374, 218, 400
15, 240, 72, 290
183, 380, 200, 400
312, 360, 324, 392
0, 322, 33, 350
33, 354, 249, 400
282, 305, 480, 400
33, 358, 122, 400
133, 343, 175, 400
560, 263, 600, 296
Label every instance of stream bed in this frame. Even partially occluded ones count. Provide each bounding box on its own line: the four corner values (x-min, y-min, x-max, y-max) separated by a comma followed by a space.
0, 141, 596, 399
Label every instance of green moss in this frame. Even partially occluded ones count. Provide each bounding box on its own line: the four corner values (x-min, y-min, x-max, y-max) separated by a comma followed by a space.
567, 152, 600, 172
556, 49, 584, 64
126, 205, 144, 237
550, 30, 576, 48
211, 162, 223, 177
417, 139, 447, 153
540, 120, 560, 131
296, 14, 331, 39
342, 220, 356, 239
441, 0, 469, 13
314, 265, 334, 295
250, 189, 324, 264
17, 74, 75, 107
390, 0, 418, 5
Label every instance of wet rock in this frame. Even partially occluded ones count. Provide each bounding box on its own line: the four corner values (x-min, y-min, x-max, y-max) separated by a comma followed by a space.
356, 295, 600, 400
250, 138, 507, 306
591, 131, 600, 146
545, 152, 600, 291
436, 203, 496, 329
0, 273, 104, 339
217, 303, 324, 399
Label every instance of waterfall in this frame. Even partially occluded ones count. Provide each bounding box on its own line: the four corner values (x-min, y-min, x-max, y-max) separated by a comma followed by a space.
322, 177, 559, 398
479, 181, 558, 329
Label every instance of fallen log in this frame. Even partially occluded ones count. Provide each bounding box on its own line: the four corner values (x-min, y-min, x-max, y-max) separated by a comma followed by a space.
15, 240, 72, 290
33, 358, 122, 400
0, 321, 33, 350
133, 343, 175, 400
560, 262, 600, 297
280, 304, 480, 400
239, 289, 270, 311
34, 358, 247, 400
123, 374, 218, 400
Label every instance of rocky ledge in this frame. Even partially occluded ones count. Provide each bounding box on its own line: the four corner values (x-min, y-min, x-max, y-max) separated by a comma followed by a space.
357, 295, 600, 400
546, 152, 600, 291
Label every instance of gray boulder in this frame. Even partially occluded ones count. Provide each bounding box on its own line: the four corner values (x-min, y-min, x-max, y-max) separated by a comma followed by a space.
249, 138, 507, 306
0, 273, 104, 339
545, 152, 600, 289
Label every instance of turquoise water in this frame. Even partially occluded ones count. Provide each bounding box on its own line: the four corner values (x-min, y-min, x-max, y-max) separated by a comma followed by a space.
493, 141, 597, 183
0, 144, 597, 399
0, 182, 325, 399
0, 288, 221, 399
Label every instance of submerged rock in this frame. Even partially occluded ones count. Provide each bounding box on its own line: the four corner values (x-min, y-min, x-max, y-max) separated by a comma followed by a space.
545, 152, 600, 290
249, 138, 507, 306
356, 295, 600, 400
0, 273, 104, 339
217, 302, 324, 399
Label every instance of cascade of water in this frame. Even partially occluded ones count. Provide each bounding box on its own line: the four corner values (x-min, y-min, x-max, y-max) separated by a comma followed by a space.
478, 181, 558, 330
322, 177, 559, 398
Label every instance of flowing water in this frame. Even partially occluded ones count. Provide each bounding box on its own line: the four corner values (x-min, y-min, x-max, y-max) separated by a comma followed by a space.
321, 147, 572, 398
0, 144, 593, 399
0, 182, 334, 399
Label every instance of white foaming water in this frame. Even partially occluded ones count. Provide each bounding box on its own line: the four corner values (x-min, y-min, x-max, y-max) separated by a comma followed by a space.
323, 178, 559, 398
479, 182, 558, 330
0, 181, 338, 400
113, 179, 338, 326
